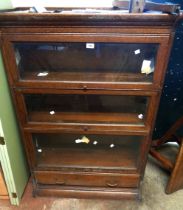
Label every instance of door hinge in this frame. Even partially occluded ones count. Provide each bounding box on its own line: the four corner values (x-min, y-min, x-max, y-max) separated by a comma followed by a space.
11, 192, 17, 198
0, 136, 5, 145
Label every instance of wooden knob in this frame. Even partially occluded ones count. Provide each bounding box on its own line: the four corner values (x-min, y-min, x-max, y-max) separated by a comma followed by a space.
83, 85, 87, 91
83, 126, 88, 131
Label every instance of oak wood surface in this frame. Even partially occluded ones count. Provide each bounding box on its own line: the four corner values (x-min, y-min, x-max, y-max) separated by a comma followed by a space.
35, 184, 140, 200
35, 146, 139, 171
34, 171, 140, 188
22, 72, 153, 83
149, 148, 174, 172
0, 9, 177, 199
0, 12, 178, 27
29, 111, 144, 124
150, 115, 183, 194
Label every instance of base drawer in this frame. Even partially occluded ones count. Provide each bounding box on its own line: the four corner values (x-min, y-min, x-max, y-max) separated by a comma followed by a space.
34, 171, 140, 188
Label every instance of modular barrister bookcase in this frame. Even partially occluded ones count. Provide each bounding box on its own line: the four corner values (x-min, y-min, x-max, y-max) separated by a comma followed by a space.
0, 9, 180, 199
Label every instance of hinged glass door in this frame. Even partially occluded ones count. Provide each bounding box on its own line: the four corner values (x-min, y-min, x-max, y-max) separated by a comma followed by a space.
3, 33, 170, 89
14, 42, 158, 84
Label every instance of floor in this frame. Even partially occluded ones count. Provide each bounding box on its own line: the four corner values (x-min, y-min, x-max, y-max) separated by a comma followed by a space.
0, 152, 183, 210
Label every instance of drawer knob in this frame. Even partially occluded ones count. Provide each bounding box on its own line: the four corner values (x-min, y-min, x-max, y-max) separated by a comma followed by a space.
106, 182, 118, 187
83, 126, 88, 131
83, 85, 88, 91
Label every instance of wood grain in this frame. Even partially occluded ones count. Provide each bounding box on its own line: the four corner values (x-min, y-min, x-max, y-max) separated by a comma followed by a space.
0, 9, 178, 199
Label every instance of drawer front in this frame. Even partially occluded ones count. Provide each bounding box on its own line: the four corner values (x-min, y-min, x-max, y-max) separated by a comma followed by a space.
3, 34, 170, 89
34, 171, 140, 188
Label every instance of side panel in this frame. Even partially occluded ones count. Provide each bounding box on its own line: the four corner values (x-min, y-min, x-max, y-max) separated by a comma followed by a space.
0, 51, 29, 205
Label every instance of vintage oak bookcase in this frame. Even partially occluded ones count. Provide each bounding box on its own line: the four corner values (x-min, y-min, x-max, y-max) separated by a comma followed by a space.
0, 10, 179, 199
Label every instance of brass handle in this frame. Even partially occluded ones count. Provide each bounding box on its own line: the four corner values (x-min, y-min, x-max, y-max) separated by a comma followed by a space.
106, 182, 118, 187
55, 181, 65, 185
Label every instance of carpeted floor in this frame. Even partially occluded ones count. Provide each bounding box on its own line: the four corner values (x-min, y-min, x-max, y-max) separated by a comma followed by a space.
0, 150, 183, 210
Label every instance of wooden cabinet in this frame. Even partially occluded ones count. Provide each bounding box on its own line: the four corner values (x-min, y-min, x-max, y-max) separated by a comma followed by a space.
0, 10, 178, 199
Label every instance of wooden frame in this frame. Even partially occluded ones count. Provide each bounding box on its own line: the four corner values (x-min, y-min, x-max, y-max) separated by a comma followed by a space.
13, 88, 159, 130
150, 116, 183, 194
0, 9, 178, 199
2, 32, 170, 91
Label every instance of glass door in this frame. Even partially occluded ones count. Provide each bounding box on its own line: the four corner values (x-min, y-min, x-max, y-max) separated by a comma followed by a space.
32, 132, 144, 171
23, 93, 149, 126
14, 42, 158, 84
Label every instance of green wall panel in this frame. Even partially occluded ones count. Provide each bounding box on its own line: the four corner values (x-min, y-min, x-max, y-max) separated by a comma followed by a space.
0, 50, 29, 202
0, 0, 13, 9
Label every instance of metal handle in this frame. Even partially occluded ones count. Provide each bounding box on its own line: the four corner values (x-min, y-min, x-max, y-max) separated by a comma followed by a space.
55, 181, 65, 185
106, 181, 118, 187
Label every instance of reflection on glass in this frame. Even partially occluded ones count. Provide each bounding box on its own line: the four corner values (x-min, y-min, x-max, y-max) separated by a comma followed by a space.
33, 133, 143, 170
24, 94, 149, 125
14, 42, 158, 83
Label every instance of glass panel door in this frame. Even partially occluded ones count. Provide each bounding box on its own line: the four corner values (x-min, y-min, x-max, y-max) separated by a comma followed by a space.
33, 133, 144, 170
14, 42, 158, 83
24, 93, 149, 125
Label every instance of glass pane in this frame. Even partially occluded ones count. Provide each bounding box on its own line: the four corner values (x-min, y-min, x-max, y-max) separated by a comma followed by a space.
14, 42, 158, 83
33, 133, 143, 170
24, 94, 149, 125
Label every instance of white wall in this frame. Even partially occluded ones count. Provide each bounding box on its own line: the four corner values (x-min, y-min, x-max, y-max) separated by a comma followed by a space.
11, 0, 113, 8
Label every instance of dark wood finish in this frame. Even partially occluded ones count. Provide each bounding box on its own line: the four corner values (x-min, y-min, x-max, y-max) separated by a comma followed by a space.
34, 171, 140, 188
23, 123, 150, 135
35, 146, 139, 171
149, 148, 174, 172
166, 139, 183, 194
35, 185, 140, 200
2, 33, 170, 90
152, 116, 183, 147
0, 8, 180, 199
29, 111, 144, 124
150, 116, 183, 194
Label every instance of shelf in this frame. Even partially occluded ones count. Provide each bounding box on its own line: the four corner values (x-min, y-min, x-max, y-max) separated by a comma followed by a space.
34, 134, 142, 170
29, 111, 144, 124
36, 147, 138, 170
22, 72, 153, 83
